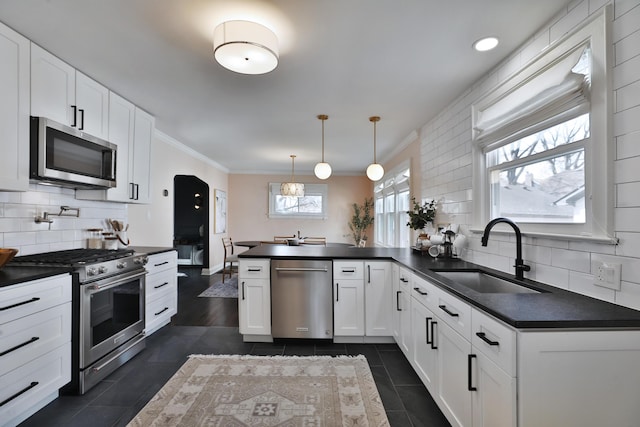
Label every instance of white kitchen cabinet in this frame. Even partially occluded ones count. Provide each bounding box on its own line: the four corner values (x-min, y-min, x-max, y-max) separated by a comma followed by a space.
391, 264, 400, 342
412, 293, 438, 392
334, 261, 365, 336
518, 329, 640, 427
0, 22, 30, 192
129, 107, 154, 203
238, 259, 271, 337
397, 266, 412, 356
0, 273, 71, 427
144, 251, 177, 335
31, 43, 108, 139
364, 261, 392, 337
471, 350, 516, 427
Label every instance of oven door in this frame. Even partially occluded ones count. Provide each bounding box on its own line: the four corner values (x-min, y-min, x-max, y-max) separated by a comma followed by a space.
79, 269, 146, 368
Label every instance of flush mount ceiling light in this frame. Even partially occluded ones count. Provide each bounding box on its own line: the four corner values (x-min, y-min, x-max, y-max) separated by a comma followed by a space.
366, 116, 384, 182
281, 155, 305, 197
314, 114, 332, 180
213, 20, 279, 74
473, 36, 499, 52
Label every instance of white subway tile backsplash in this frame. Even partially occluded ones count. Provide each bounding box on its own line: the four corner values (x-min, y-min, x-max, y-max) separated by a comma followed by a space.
617, 280, 640, 310
614, 156, 640, 183
613, 105, 640, 136
616, 131, 640, 159
617, 181, 640, 207
612, 3, 639, 41
613, 54, 640, 89
534, 264, 570, 289
570, 270, 616, 301
615, 28, 640, 65
614, 0, 640, 19
614, 207, 640, 232
551, 247, 592, 273
617, 80, 640, 112
616, 232, 640, 257
589, 0, 609, 14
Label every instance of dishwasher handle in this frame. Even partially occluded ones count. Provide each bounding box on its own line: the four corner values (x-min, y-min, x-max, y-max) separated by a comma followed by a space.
274, 267, 328, 272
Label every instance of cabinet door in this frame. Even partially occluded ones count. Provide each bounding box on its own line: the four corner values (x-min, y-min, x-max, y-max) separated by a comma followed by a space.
130, 107, 154, 203
391, 264, 400, 342
31, 43, 75, 126
412, 298, 438, 393
398, 287, 412, 356
334, 280, 364, 336
238, 278, 271, 335
437, 320, 472, 427
75, 71, 109, 139
471, 351, 516, 427
364, 261, 392, 336
106, 93, 134, 201
0, 22, 29, 191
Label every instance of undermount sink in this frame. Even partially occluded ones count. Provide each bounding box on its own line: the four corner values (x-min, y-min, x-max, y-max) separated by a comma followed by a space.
433, 270, 541, 294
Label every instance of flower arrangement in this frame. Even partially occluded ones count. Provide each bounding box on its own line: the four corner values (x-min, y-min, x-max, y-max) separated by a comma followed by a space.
406, 198, 437, 231
348, 197, 374, 245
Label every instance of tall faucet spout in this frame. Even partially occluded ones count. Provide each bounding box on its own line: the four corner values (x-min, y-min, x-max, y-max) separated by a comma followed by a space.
481, 217, 530, 280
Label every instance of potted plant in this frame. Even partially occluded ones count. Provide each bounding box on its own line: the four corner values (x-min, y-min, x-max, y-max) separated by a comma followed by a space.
406, 198, 437, 232
348, 197, 374, 246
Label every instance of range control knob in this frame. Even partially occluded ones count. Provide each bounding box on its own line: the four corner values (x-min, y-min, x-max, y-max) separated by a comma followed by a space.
87, 267, 98, 277
98, 266, 108, 274
116, 261, 127, 269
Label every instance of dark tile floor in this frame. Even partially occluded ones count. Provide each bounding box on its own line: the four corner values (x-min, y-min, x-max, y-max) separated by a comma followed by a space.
19, 270, 450, 427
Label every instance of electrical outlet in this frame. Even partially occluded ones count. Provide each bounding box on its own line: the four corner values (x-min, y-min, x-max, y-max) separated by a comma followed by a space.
593, 262, 621, 290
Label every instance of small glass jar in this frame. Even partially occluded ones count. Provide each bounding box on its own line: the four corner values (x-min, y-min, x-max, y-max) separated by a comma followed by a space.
87, 228, 103, 249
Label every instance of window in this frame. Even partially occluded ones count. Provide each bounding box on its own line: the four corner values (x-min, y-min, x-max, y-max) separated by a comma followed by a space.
268, 183, 328, 219
472, 11, 613, 242
374, 163, 411, 247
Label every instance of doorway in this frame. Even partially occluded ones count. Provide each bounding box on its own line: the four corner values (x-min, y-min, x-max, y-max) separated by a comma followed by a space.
173, 175, 209, 268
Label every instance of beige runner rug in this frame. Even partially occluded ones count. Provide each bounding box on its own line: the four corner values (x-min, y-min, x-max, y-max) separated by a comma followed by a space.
127, 354, 389, 426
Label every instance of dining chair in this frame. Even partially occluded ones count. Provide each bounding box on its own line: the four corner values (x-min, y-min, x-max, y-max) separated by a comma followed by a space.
302, 237, 326, 246
221, 237, 238, 283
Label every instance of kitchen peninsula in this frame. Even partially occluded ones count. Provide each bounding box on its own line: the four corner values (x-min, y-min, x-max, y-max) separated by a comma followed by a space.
239, 245, 640, 427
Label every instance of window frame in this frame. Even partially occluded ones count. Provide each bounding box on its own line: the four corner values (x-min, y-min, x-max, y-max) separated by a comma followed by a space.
471, 9, 615, 243
268, 183, 328, 219
374, 161, 411, 247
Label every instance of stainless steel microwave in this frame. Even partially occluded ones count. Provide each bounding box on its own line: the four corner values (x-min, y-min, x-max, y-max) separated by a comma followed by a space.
30, 116, 117, 189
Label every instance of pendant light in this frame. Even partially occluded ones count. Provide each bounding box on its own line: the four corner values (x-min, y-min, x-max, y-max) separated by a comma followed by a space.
280, 155, 305, 197
213, 20, 279, 75
314, 114, 332, 180
366, 116, 384, 181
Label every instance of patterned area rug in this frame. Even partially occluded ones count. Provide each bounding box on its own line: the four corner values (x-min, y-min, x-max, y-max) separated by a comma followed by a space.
197, 276, 238, 298
127, 354, 389, 427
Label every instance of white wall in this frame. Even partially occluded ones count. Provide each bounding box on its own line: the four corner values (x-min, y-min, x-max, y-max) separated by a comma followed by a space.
0, 184, 127, 255
419, 0, 640, 310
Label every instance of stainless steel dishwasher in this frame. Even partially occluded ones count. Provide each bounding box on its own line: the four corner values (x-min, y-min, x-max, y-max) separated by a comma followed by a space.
271, 259, 333, 339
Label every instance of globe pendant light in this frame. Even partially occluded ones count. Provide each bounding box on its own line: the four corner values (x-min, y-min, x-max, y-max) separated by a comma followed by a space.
366, 116, 384, 181
280, 155, 305, 197
314, 114, 332, 180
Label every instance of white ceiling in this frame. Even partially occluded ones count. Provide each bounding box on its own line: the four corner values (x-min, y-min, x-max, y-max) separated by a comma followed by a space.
0, 0, 572, 176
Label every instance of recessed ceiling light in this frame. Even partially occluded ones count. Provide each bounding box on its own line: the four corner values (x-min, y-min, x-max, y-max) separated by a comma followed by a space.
473, 37, 499, 52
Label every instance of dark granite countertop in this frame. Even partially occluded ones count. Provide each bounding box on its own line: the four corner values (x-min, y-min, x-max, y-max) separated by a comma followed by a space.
129, 246, 176, 256
240, 246, 640, 329
0, 266, 73, 288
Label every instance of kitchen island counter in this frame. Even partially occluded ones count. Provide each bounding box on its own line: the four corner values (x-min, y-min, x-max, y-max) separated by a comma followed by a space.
240, 245, 640, 329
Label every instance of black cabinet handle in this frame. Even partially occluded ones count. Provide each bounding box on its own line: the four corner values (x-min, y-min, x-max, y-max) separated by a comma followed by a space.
414, 287, 427, 296
439, 305, 459, 317
247, 268, 262, 272
367, 265, 371, 283
154, 282, 169, 289
336, 283, 339, 302
396, 291, 401, 311
79, 108, 85, 130
0, 336, 39, 357
241, 281, 245, 300
468, 354, 477, 391
154, 307, 169, 316
430, 321, 438, 349
129, 182, 135, 200
476, 332, 499, 346
425, 317, 432, 345
341, 268, 355, 273
0, 381, 38, 407
0, 297, 40, 311
400, 277, 408, 283
134, 184, 140, 200
71, 105, 77, 127
154, 261, 169, 267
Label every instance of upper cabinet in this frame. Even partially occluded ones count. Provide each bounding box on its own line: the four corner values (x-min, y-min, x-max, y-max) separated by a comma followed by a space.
131, 107, 154, 204
0, 22, 30, 191
31, 43, 108, 140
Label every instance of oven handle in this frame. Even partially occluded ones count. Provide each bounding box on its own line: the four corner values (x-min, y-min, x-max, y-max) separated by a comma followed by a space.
91, 334, 146, 373
86, 269, 147, 292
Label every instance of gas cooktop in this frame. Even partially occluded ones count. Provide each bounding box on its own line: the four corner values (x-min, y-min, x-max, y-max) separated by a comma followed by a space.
12, 248, 135, 267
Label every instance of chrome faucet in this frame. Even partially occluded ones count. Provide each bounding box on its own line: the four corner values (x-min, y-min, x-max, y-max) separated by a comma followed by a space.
481, 217, 530, 280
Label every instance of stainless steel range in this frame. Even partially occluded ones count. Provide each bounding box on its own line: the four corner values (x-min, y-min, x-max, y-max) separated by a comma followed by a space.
12, 249, 148, 394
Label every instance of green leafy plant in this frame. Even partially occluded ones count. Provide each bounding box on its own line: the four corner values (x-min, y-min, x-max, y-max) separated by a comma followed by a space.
348, 197, 374, 245
406, 198, 437, 230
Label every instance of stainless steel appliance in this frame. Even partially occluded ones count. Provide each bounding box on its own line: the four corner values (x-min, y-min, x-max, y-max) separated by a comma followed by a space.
271, 259, 333, 339
30, 116, 117, 189
11, 249, 148, 394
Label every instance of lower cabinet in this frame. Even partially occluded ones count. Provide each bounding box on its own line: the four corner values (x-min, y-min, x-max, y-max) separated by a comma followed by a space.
238, 259, 271, 336
145, 251, 178, 335
334, 261, 365, 336
364, 261, 392, 336
0, 274, 72, 427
